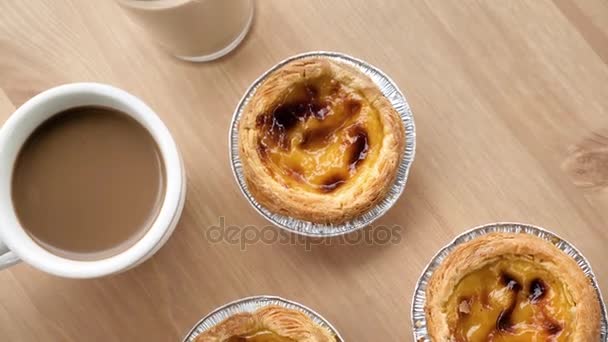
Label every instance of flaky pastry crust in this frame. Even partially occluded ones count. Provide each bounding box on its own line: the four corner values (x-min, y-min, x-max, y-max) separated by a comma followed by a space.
238, 57, 405, 224
195, 305, 336, 341
425, 233, 601, 341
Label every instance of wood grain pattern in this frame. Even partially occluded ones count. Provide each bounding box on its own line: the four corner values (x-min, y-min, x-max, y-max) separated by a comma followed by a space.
0, 1, 607, 340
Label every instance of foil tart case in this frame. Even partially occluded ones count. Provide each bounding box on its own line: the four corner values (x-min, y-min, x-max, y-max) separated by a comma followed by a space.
183, 295, 344, 341
229, 51, 416, 237
411, 222, 608, 341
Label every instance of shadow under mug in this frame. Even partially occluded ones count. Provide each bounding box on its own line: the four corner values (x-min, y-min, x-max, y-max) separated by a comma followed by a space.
0, 83, 186, 278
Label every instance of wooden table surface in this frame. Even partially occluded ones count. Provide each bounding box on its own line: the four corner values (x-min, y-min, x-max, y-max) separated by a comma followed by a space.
1, 0, 608, 340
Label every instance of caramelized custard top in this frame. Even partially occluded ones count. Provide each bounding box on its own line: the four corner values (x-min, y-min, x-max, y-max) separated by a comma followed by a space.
255, 76, 383, 193
445, 258, 574, 341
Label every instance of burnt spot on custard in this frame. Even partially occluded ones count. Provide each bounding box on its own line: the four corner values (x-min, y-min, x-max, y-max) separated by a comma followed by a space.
320, 174, 346, 193
347, 126, 369, 173
500, 272, 522, 291
495, 272, 522, 332
256, 84, 328, 150
529, 278, 547, 303
262, 96, 329, 150
496, 310, 513, 333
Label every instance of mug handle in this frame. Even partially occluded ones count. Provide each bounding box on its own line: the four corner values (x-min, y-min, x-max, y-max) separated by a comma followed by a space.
0, 96, 20, 270
0, 239, 20, 269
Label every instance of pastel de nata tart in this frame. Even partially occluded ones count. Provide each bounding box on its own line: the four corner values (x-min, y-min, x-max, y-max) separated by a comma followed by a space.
195, 305, 336, 342
425, 233, 601, 341
239, 57, 405, 224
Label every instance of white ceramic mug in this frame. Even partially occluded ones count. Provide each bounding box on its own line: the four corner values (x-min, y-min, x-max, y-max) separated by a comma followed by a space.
117, 0, 254, 62
0, 83, 186, 278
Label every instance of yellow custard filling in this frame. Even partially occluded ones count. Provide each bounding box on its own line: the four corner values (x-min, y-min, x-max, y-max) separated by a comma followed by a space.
226, 330, 295, 342
255, 76, 383, 193
445, 258, 574, 341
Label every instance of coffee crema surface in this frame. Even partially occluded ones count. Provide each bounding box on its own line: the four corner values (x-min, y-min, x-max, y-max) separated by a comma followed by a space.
11, 106, 165, 260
